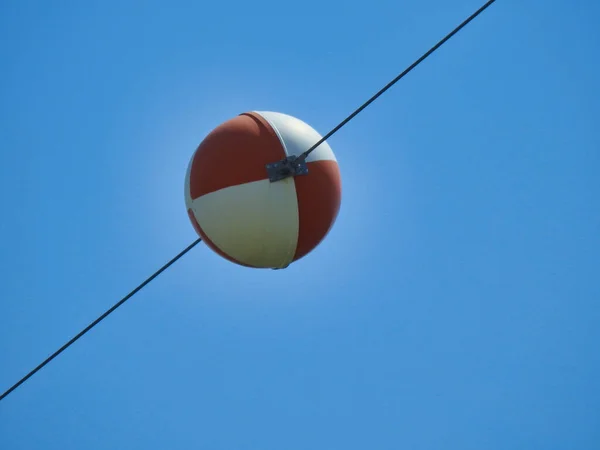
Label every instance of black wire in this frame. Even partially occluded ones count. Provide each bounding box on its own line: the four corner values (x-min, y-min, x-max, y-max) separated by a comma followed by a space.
1, 0, 498, 404
0, 238, 202, 402
299, 0, 497, 161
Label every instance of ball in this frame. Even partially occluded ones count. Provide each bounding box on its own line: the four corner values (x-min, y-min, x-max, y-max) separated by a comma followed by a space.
184, 111, 342, 269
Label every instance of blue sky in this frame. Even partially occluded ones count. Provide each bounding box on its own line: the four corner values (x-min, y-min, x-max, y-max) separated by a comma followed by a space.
1, 0, 599, 448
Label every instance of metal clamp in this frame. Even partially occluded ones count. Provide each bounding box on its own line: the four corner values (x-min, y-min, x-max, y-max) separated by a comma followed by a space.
265, 154, 309, 182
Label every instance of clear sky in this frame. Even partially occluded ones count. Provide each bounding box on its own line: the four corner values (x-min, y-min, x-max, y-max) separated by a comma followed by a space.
1, 0, 599, 448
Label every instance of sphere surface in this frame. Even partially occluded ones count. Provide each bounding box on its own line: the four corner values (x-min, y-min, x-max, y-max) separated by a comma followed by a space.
184, 111, 342, 269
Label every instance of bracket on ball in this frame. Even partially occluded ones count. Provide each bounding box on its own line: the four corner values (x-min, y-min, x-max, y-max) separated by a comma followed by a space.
266, 155, 309, 182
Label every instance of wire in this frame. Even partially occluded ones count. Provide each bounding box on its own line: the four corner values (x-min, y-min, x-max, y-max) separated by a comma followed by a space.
0, 0, 498, 403
299, 0, 497, 161
0, 238, 202, 402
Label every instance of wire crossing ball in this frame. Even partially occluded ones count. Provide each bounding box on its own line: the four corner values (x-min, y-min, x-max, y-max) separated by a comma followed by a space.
184, 111, 342, 269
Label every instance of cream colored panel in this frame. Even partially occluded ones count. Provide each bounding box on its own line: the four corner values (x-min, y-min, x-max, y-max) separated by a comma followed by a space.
190, 178, 299, 268
184, 150, 195, 209
254, 111, 337, 163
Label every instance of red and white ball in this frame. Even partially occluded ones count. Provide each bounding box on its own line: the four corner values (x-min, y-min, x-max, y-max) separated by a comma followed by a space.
184, 111, 342, 269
